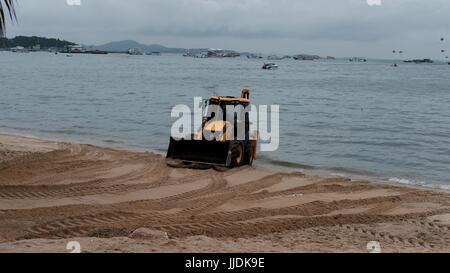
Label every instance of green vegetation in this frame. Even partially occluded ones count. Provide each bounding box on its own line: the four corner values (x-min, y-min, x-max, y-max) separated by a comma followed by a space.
0, 35, 75, 49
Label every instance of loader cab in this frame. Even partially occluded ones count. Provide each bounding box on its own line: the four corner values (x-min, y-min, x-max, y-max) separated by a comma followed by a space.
202, 96, 251, 141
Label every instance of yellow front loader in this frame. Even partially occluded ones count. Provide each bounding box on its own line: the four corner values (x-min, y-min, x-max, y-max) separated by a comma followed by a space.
167, 89, 257, 168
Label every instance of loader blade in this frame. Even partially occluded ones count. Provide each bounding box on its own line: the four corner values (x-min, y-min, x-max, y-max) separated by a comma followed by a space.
166, 137, 231, 166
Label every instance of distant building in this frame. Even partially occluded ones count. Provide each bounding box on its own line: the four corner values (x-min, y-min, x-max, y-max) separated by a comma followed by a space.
47, 47, 59, 53
30, 44, 41, 51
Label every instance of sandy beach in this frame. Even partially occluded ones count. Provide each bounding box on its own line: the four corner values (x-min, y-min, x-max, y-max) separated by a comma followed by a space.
0, 133, 449, 253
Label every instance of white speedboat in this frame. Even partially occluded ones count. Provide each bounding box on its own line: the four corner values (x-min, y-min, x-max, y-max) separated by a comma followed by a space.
262, 63, 278, 70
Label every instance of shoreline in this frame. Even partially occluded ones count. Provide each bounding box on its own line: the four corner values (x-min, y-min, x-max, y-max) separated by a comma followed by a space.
0, 132, 449, 252
1, 129, 448, 194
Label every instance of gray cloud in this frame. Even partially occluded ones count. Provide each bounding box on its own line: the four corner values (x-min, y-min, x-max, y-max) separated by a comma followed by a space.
6, 0, 450, 58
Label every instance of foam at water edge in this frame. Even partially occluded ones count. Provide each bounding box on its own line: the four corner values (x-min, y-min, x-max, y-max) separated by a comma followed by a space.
388, 177, 450, 191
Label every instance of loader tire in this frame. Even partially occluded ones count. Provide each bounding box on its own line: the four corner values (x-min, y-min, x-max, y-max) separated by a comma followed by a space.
229, 142, 244, 168
244, 143, 254, 166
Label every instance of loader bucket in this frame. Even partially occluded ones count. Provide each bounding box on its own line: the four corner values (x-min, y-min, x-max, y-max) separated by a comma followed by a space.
166, 137, 231, 166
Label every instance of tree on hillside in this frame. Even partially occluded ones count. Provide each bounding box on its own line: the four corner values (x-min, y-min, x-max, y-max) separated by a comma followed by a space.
0, 36, 76, 49
0, 0, 17, 37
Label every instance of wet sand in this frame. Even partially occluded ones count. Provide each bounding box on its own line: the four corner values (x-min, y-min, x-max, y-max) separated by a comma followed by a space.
0, 133, 449, 253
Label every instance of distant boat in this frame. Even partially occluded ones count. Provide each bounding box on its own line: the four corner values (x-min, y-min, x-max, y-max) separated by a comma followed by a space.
403, 59, 433, 64
66, 54, 73, 57
127, 48, 143, 55
246, 53, 263, 59
66, 45, 85, 54
262, 63, 278, 70
146, 52, 161, 56
87, 50, 108, 55
267, 55, 291, 60
349, 57, 367, 62
267, 55, 283, 60
207, 48, 240, 58
293, 54, 320, 61
10, 46, 29, 53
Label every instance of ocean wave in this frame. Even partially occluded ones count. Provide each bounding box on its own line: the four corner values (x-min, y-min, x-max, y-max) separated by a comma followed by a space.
260, 155, 449, 192
102, 139, 125, 144
388, 177, 450, 191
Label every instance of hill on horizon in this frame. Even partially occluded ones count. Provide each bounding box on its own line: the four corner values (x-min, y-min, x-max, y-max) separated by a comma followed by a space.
94, 40, 207, 54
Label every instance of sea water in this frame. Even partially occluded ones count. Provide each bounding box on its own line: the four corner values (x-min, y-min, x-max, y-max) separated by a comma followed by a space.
1, 52, 449, 189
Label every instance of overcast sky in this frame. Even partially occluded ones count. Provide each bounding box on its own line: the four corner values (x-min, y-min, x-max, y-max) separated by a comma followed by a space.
6, 0, 450, 58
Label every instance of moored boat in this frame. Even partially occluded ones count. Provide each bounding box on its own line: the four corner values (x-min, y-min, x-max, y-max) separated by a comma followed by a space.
349, 57, 367, 62
403, 59, 433, 64
127, 48, 143, 55
88, 50, 108, 55
262, 63, 278, 70
10, 46, 29, 53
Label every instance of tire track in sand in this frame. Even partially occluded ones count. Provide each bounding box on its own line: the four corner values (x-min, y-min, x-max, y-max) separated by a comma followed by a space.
19, 173, 226, 239
150, 209, 450, 238
340, 224, 434, 249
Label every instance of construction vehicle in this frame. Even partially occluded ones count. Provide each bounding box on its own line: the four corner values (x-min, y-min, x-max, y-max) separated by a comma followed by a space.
167, 88, 258, 168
